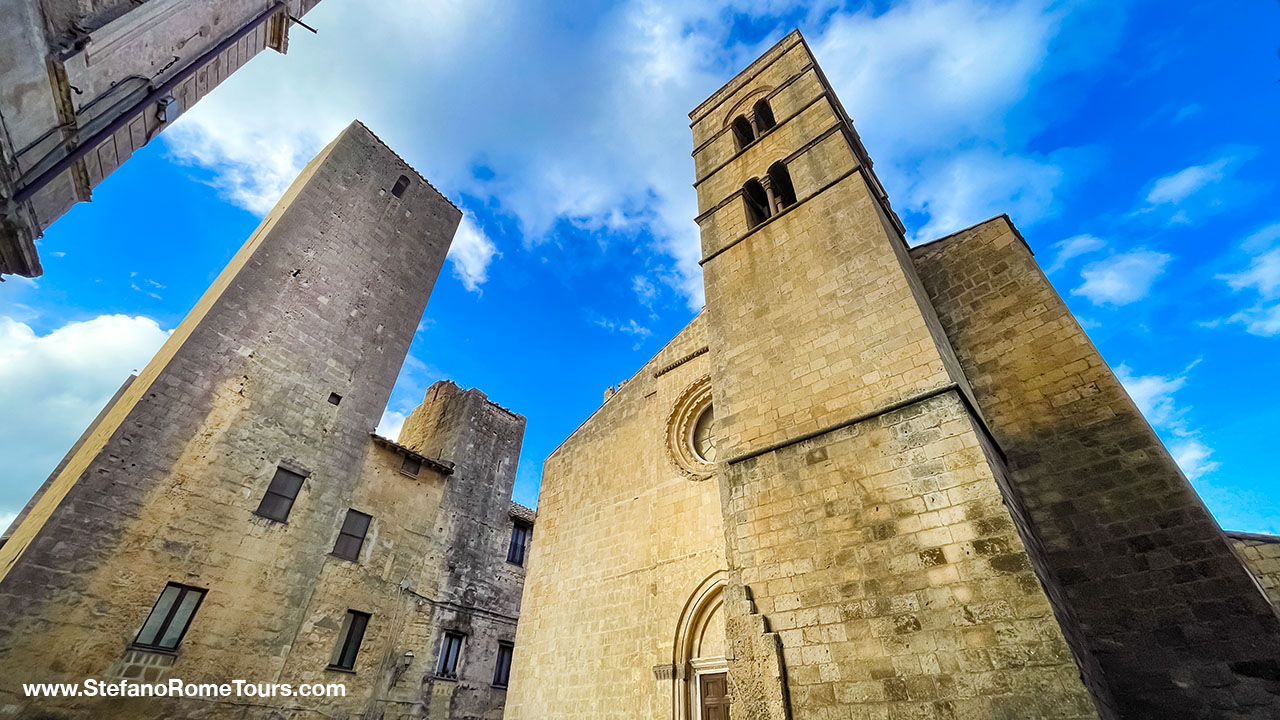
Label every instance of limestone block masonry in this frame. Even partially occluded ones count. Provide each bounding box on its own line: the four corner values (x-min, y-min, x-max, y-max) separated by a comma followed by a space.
0, 121, 532, 720
510, 29, 1280, 720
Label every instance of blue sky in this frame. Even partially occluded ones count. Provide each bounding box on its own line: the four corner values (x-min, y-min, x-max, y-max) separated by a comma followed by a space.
1, 0, 1277, 534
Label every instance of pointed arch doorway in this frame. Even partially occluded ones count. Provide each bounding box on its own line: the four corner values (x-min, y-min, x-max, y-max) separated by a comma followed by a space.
673, 571, 730, 720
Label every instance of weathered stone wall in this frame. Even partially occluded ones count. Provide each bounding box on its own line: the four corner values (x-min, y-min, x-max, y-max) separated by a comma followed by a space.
718, 390, 1101, 718
1229, 533, 1280, 608
911, 215, 1280, 718
399, 380, 528, 720
692, 34, 976, 466
693, 32, 1102, 720
506, 315, 729, 720
0, 122, 484, 719
1, 0, 322, 277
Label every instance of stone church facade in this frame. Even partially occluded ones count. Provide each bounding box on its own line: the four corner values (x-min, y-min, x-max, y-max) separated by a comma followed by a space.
507, 32, 1280, 720
0, 122, 533, 720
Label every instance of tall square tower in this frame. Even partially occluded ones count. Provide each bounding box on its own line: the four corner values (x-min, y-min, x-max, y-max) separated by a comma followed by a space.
692, 32, 1108, 719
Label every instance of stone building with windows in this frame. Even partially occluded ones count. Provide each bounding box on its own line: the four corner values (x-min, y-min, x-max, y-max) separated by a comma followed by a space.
507, 31, 1280, 720
1, 0, 325, 278
0, 121, 533, 720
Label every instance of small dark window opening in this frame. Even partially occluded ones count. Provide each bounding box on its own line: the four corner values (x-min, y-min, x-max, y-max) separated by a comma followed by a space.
134, 582, 206, 651
742, 179, 770, 229
768, 162, 797, 212
255, 466, 306, 522
436, 631, 465, 679
731, 115, 755, 150
329, 610, 370, 671
493, 642, 514, 687
507, 520, 532, 566
753, 98, 777, 133
332, 509, 372, 562
391, 175, 410, 198
327, 392, 342, 406
401, 455, 422, 476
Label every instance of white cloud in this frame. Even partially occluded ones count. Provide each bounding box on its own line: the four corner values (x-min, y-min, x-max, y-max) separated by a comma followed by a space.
904, 147, 1070, 242
1072, 249, 1171, 306
0, 315, 171, 517
1131, 152, 1256, 226
1218, 221, 1280, 336
1047, 233, 1106, 273
0, 511, 16, 535
1169, 438, 1219, 481
448, 214, 500, 293
375, 410, 408, 443
1115, 362, 1218, 480
1222, 247, 1280, 299
160, 0, 1112, 311
1144, 158, 1229, 205
592, 316, 652, 339
632, 275, 658, 308
1171, 103, 1202, 124
1115, 363, 1186, 429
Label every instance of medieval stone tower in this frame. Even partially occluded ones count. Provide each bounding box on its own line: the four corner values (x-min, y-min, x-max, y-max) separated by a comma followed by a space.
0, 122, 534, 720
508, 31, 1280, 720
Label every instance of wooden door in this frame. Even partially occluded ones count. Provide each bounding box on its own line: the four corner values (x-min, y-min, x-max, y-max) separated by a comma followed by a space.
700, 672, 730, 720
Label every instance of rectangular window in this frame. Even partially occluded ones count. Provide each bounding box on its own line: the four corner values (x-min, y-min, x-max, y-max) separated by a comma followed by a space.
329, 610, 370, 671
435, 631, 465, 679
506, 521, 531, 566
401, 455, 421, 476
493, 642, 514, 687
332, 509, 372, 562
134, 583, 206, 651
255, 466, 305, 522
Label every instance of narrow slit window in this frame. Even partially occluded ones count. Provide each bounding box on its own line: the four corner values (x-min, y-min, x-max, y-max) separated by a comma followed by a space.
493, 642, 514, 687
507, 520, 532, 566
436, 631, 465, 679
255, 466, 306, 522
134, 582, 206, 651
731, 115, 755, 150
329, 610, 370, 671
332, 509, 372, 562
768, 161, 797, 212
753, 98, 777, 133
391, 175, 410, 198
742, 179, 770, 229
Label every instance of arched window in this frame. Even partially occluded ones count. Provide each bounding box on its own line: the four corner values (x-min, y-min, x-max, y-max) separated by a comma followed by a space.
767, 162, 796, 213
731, 116, 755, 150
742, 179, 769, 229
391, 174, 410, 198
752, 98, 776, 134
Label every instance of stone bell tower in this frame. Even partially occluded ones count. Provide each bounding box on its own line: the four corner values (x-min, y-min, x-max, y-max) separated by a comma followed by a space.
691, 31, 1111, 719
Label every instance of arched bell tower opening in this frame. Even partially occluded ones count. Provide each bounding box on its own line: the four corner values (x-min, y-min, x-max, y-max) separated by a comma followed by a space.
672, 571, 729, 720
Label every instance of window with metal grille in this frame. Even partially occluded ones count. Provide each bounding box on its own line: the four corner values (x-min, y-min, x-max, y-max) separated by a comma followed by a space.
493, 642, 514, 687
507, 520, 532, 566
436, 631, 465, 679
134, 583, 206, 651
255, 466, 306, 522
332, 509, 372, 562
329, 610, 370, 671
